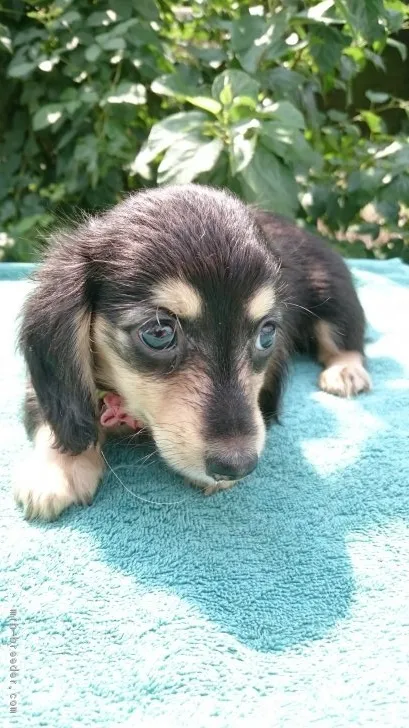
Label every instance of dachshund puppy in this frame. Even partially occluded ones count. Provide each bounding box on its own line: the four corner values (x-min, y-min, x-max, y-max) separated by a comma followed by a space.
15, 184, 370, 520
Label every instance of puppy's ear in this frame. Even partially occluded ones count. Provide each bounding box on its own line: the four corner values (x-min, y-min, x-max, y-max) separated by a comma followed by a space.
20, 230, 98, 454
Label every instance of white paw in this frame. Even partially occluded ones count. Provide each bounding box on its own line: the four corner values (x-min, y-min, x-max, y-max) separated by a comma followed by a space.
14, 457, 78, 521
14, 427, 104, 521
319, 361, 371, 397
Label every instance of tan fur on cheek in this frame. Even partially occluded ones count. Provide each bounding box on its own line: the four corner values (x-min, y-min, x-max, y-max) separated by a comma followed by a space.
93, 315, 211, 479
231, 364, 267, 457
245, 369, 267, 456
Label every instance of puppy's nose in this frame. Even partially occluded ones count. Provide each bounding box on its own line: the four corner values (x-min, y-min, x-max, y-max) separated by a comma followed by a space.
205, 452, 258, 481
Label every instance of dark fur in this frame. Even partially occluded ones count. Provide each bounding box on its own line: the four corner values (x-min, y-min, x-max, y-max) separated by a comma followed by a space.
20, 185, 365, 457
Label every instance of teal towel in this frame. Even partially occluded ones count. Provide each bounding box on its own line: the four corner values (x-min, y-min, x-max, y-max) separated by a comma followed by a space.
1, 260, 409, 727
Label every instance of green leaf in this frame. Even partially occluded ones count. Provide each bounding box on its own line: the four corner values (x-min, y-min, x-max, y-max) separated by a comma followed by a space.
13, 28, 46, 47
296, 0, 338, 23
384, 0, 409, 13
231, 95, 258, 111
114, 0, 133, 20
51, 10, 81, 28
133, 0, 159, 21
231, 15, 265, 54
260, 101, 305, 129
87, 11, 115, 27
231, 14, 287, 74
230, 133, 256, 175
327, 109, 348, 122
104, 82, 146, 105
32, 104, 64, 131
260, 122, 321, 169
79, 87, 99, 104
309, 24, 350, 73
0, 24, 12, 53
364, 49, 386, 71
386, 37, 407, 61
185, 96, 221, 115
187, 45, 227, 67
85, 44, 102, 62
219, 84, 233, 107
212, 70, 259, 105
125, 23, 159, 47
130, 111, 208, 177
7, 60, 35, 79
240, 146, 299, 218
359, 110, 383, 133
347, 169, 383, 193
380, 175, 409, 204
343, 0, 385, 40
151, 71, 222, 114
263, 67, 306, 97
151, 69, 201, 99
365, 90, 390, 104
157, 135, 223, 185
374, 140, 405, 159
151, 71, 220, 114
97, 35, 126, 51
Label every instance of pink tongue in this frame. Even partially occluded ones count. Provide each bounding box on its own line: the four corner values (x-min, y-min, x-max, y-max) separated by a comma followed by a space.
100, 393, 143, 431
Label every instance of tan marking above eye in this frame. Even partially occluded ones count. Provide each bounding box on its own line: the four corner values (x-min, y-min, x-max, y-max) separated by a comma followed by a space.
247, 286, 276, 322
151, 278, 202, 319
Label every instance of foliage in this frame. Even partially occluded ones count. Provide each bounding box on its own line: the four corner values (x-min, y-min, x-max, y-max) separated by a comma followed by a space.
1, 0, 409, 261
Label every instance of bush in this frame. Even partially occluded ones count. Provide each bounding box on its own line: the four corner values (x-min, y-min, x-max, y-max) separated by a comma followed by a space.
1, 0, 409, 261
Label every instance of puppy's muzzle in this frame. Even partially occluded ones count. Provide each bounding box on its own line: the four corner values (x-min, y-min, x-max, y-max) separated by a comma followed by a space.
205, 449, 258, 482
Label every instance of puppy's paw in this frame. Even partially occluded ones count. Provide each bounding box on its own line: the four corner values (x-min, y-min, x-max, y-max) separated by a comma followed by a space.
14, 427, 104, 521
319, 356, 371, 398
14, 459, 77, 521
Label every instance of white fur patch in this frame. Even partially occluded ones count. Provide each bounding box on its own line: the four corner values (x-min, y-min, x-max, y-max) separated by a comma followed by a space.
14, 426, 104, 521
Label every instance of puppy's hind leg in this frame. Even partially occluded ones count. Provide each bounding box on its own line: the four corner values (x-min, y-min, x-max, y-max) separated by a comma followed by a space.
315, 320, 371, 397
14, 425, 104, 521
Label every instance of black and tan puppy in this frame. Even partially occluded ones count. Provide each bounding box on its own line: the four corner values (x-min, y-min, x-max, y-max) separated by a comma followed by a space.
15, 184, 370, 520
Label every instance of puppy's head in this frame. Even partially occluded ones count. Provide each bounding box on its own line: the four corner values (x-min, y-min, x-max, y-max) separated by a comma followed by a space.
22, 185, 288, 487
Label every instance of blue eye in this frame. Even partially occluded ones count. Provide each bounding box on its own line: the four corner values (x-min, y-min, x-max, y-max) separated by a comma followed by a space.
139, 319, 176, 351
255, 320, 276, 351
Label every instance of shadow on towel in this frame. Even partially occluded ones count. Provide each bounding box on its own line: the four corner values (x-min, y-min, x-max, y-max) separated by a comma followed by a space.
31, 352, 408, 654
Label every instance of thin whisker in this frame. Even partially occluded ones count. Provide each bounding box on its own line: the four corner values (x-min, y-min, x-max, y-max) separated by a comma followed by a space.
284, 301, 321, 319
101, 451, 199, 506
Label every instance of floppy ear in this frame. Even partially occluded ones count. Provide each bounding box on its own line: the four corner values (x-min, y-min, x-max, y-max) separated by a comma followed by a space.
20, 231, 98, 454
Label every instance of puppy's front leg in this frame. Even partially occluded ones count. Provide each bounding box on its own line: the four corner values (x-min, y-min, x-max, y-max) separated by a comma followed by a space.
315, 321, 371, 397
14, 425, 104, 521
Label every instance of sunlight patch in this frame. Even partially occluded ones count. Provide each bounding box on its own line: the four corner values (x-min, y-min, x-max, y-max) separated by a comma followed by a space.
301, 396, 384, 476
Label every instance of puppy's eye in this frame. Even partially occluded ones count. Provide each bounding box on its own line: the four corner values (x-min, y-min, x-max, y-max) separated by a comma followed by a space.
255, 320, 276, 351
139, 318, 176, 351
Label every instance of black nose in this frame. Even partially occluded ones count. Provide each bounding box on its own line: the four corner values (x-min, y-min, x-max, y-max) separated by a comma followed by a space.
205, 452, 258, 481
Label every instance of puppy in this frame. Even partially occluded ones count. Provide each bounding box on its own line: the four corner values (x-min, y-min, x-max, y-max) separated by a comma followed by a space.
14, 184, 371, 520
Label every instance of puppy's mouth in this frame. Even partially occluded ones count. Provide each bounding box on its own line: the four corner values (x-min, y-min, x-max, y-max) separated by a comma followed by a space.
99, 391, 261, 487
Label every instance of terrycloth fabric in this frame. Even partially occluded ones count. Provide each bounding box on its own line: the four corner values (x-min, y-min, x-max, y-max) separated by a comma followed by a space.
1, 260, 409, 728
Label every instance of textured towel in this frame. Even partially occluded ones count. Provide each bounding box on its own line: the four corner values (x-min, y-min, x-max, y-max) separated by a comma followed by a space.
1, 260, 409, 728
